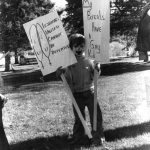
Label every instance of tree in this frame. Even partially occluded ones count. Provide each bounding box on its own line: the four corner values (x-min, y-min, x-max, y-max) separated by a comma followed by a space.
110, 0, 147, 36
63, 0, 147, 37
0, 0, 54, 71
62, 0, 84, 35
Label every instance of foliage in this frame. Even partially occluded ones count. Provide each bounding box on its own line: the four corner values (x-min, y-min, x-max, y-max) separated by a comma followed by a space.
110, 0, 146, 36
0, 0, 54, 71
0, 0, 54, 53
62, 0, 84, 35
63, 0, 148, 37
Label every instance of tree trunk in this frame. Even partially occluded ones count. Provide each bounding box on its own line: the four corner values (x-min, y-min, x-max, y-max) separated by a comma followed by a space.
14, 51, 18, 64
5, 55, 10, 72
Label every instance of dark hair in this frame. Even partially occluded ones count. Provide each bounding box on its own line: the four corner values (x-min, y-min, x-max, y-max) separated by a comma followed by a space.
69, 34, 85, 49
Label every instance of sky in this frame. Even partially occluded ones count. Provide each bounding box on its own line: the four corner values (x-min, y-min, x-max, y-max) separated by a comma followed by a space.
51, 0, 67, 9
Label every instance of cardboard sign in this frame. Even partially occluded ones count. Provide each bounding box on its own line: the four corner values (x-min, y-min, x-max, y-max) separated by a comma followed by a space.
23, 9, 77, 76
82, 0, 110, 62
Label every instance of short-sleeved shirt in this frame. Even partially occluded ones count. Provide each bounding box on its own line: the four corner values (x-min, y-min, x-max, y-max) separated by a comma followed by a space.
64, 56, 94, 93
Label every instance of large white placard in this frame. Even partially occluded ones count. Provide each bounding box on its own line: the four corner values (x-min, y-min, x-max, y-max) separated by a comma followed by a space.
23, 9, 77, 76
82, 0, 110, 62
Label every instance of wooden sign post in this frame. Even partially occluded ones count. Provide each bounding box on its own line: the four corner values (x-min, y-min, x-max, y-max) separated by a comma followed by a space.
82, 0, 110, 131
61, 74, 92, 139
93, 61, 98, 131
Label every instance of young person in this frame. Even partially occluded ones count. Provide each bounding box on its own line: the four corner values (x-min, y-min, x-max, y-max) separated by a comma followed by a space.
57, 33, 105, 146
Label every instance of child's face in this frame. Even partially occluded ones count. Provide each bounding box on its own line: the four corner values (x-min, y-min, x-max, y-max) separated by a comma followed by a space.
72, 43, 85, 56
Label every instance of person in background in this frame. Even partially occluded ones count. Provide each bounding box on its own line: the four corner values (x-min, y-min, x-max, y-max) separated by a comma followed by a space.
0, 94, 9, 150
56, 34, 106, 147
136, 2, 150, 62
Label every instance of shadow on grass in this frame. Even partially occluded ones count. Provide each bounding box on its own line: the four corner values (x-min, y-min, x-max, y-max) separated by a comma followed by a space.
10, 134, 90, 150
10, 121, 150, 150
101, 62, 150, 76
2, 61, 150, 87
2, 71, 60, 88
8, 81, 63, 93
105, 121, 150, 142
118, 144, 150, 150
10, 134, 68, 150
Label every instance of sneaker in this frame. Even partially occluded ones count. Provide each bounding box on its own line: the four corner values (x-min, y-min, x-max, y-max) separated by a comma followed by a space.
91, 138, 102, 146
67, 135, 78, 143
69, 137, 81, 145
68, 135, 90, 145
98, 146, 110, 150
91, 138, 110, 150
67, 135, 74, 143
91, 136, 106, 146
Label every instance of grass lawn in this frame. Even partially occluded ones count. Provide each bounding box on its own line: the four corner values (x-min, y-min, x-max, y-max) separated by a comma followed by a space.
1, 60, 150, 150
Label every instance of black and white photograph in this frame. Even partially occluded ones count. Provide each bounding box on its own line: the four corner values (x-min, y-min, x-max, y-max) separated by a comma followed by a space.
0, 0, 150, 150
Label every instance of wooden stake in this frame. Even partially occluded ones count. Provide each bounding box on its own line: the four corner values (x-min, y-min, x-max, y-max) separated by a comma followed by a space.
0, 72, 3, 88
61, 74, 92, 139
93, 62, 98, 131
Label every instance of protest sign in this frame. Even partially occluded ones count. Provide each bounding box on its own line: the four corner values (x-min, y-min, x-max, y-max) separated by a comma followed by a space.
82, 0, 110, 62
23, 9, 77, 76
